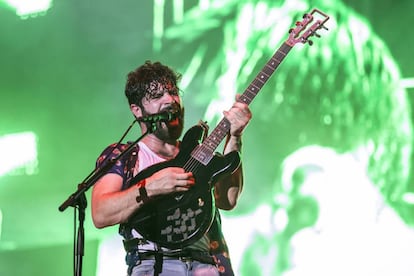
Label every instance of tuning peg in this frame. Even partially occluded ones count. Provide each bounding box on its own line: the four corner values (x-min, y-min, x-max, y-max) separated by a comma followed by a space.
314, 32, 321, 38
308, 40, 314, 46
322, 25, 328, 30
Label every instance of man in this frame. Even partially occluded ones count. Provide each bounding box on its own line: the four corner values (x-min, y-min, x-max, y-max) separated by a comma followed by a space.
91, 60, 251, 276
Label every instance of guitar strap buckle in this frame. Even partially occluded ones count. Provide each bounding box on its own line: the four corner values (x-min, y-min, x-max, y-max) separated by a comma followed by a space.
123, 237, 149, 252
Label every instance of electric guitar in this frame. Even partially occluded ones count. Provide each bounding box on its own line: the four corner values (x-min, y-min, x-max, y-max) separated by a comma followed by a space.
124, 8, 330, 249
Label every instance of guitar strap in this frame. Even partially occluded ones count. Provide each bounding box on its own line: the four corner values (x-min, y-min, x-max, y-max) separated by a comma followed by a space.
123, 143, 139, 190
121, 142, 149, 275
119, 142, 141, 241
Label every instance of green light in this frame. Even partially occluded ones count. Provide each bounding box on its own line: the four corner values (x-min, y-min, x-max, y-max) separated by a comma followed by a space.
3, 0, 52, 18
153, 0, 165, 52
403, 192, 414, 204
0, 132, 38, 177
0, 209, 2, 241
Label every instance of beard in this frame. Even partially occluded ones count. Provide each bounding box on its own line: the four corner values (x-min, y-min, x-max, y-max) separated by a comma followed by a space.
142, 104, 184, 142
153, 116, 184, 141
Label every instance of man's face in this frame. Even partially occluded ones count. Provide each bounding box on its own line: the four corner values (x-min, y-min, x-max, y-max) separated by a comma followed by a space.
138, 80, 184, 141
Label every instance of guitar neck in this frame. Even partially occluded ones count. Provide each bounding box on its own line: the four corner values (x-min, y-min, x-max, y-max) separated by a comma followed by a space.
238, 42, 293, 105
191, 42, 293, 164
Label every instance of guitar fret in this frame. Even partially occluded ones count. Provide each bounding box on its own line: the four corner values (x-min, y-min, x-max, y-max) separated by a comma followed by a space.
263, 64, 276, 74
279, 44, 291, 55
259, 71, 270, 78
275, 56, 285, 62
239, 95, 249, 104
259, 74, 269, 82
252, 78, 265, 87
241, 93, 253, 103
250, 82, 260, 89
202, 140, 216, 152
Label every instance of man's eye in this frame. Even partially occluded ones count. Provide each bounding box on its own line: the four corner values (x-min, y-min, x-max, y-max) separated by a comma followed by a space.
152, 93, 163, 99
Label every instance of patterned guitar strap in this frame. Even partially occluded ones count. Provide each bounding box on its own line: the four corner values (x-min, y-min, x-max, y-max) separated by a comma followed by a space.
121, 143, 144, 275
124, 143, 139, 190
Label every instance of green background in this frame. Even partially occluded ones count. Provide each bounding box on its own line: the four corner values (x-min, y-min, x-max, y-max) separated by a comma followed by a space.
1, 0, 413, 275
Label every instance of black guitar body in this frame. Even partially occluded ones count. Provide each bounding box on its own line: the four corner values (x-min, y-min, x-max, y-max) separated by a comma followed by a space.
125, 125, 241, 249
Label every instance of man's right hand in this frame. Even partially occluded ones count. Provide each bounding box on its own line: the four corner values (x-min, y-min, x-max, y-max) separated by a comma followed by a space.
145, 167, 195, 197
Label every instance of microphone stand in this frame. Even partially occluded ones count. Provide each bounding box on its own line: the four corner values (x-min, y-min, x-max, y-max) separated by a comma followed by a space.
58, 123, 157, 276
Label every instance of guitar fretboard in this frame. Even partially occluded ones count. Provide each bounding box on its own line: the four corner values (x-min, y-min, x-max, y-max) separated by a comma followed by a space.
192, 42, 293, 165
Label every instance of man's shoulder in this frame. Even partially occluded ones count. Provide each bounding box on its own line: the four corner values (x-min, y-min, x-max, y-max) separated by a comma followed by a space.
102, 142, 140, 154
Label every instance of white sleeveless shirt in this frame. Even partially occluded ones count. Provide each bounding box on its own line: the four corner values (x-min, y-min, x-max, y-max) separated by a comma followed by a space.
129, 141, 210, 252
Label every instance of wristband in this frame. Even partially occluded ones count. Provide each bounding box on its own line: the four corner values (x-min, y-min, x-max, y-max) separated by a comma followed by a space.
135, 180, 149, 203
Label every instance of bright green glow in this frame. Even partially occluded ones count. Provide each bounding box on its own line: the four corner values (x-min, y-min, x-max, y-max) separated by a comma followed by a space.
0, 132, 38, 177
3, 0, 52, 18
172, 0, 184, 23
0, 209, 2, 241
401, 77, 414, 89
403, 192, 414, 204
180, 44, 208, 90
153, 0, 165, 52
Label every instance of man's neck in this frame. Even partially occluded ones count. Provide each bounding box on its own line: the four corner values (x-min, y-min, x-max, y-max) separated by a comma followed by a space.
141, 134, 179, 160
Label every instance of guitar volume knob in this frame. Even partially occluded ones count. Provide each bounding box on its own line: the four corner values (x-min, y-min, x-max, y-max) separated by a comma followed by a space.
198, 198, 205, 206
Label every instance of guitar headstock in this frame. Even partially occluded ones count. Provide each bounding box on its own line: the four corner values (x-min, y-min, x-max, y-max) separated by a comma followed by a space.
286, 8, 330, 47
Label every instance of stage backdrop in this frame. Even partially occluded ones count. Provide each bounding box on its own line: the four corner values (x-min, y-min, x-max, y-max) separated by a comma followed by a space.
1, 0, 413, 275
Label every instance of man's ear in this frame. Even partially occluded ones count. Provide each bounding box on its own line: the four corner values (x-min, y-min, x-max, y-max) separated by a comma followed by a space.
130, 104, 142, 118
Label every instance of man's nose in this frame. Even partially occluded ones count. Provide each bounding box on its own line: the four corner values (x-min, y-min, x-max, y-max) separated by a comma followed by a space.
162, 92, 176, 102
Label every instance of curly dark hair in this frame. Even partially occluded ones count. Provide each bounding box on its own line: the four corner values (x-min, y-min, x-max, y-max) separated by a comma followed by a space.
124, 60, 182, 106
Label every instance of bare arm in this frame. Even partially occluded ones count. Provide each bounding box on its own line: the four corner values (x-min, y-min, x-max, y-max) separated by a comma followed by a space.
91, 173, 142, 228
214, 97, 251, 210
214, 135, 244, 210
91, 167, 195, 228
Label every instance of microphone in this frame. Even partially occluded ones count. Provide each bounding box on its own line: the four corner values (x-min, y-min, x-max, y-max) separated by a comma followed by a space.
136, 110, 180, 123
